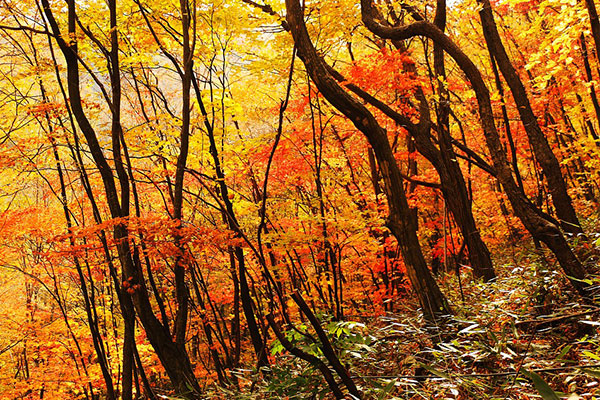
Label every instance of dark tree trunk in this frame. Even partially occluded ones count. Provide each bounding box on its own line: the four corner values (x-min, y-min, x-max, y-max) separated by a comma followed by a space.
584, 0, 600, 65
191, 68, 270, 370
41, 0, 202, 396
286, 0, 451, 319
432, 0, 495, 280
359, 0, 591, 295
580, 33, 600, 138
477, 0, 582, 234
325, 13, 495, 281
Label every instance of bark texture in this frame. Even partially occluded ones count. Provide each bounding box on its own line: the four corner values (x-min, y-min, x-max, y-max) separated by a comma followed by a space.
286, 0, 452, 318
360, 0, 590, 295
478, 0, 582, 234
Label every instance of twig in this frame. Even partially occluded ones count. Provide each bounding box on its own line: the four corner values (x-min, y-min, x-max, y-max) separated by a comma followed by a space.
515, 308, 600, 329
354, 363, 600, 380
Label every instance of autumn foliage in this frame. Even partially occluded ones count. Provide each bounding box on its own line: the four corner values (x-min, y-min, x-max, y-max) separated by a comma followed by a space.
0, 0, 599, 398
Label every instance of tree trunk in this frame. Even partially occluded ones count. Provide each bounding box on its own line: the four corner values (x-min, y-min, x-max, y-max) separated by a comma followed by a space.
432, 0, 495, 280
360, 0, 591, 295
41, 0, 202, 396
477, 0, 582, 234
584, 0, 600, 65
286, 0, 451, 319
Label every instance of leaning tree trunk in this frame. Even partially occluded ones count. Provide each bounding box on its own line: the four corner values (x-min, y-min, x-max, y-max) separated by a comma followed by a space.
360, 0, 591, 295
286, 0, 451, 319
382, 20, 496, 281
477, 0, 582, 234
42, 0, 202, 396
583, 0, 600, 66
433, 0, 495, 280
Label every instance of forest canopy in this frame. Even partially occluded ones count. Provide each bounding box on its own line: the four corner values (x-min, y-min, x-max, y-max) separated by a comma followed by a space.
0, 0, 599, 398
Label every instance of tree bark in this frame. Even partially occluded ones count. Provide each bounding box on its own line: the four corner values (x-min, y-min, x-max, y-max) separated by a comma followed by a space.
432, 0, 496, 280
584, 0, 600, 65
580, 33, 600, 138
359, 0, 590, 295
190, 69, 271, 370
286, 0, 451, 319
477, 0, 582, 234
41, 0, 202, 396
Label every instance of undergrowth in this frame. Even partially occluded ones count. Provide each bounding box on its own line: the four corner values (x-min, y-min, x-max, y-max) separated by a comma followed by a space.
206, 239, 600, 399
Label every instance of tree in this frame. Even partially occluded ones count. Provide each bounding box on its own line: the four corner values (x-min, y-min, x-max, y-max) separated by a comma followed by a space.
40, 0, 202, 396
360, 0, 591, 295
285, 0, 452, 319
0, 0, 597, 398
477, 0, 583, 234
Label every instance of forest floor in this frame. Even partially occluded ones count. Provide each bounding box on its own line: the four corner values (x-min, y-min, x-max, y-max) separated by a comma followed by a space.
208, 239, 600, 399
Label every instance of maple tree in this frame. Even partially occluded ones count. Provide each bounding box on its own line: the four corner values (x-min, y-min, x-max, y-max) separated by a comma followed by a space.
0, 0, 598, 398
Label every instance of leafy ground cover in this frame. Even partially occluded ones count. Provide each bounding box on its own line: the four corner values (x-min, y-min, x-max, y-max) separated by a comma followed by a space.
216, 236, 600, 399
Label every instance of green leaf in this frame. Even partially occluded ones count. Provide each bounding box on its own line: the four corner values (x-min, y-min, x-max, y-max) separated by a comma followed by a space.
419, 363, 452, 380
521, 369, 560, 400
377, 378, 397, 400
566, 275, 594, 285
582, 350, 600, 361
580, 368, 600, 379
271, 339, 285, 355
556, 344, 572, 361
